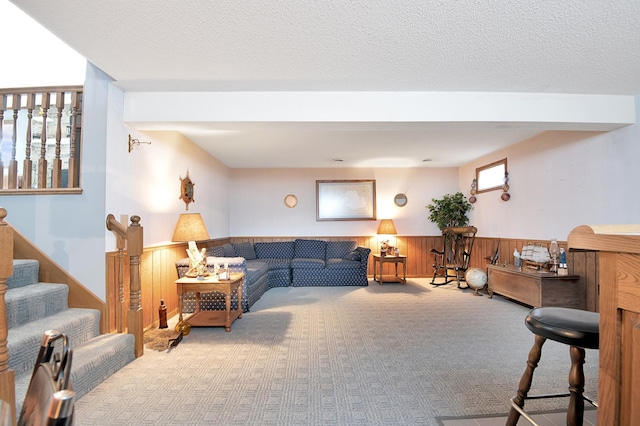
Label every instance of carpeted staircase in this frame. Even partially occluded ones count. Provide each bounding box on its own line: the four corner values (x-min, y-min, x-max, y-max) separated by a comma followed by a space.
7, 259, 135, 414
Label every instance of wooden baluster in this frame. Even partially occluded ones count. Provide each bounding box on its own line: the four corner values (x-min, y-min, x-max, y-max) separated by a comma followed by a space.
116, 215, 127, 334
51, 92, 64, 188
0, 95, 5, 189
8, 94, 21, 189
67, 91, 80, 188
127, 215, 144, 357
37, 92, 50, 188
0, 208, 17, 425
23, 93, 36, 189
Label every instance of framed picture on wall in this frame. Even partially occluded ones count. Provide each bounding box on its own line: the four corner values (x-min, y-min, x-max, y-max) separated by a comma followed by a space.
316, 180, 376, 221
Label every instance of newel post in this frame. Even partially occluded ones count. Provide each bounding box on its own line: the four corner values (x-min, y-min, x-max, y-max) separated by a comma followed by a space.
0, 208, 16, 425
127, 216, 144, 357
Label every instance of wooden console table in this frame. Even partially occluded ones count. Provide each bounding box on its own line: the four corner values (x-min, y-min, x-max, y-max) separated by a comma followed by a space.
568, 224, 640, 425
486, 264, 584, 309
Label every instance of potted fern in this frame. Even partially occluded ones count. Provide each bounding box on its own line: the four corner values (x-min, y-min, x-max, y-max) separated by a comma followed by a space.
426, 192, 473, 231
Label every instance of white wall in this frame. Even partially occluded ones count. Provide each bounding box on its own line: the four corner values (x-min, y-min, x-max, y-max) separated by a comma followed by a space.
2, 63, 110, 296
105, 114, 231, 249
230, 167, 459, 237
459, 95, 640, 240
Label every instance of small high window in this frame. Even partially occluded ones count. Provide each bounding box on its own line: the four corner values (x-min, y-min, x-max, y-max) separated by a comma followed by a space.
476, 158, 507, 193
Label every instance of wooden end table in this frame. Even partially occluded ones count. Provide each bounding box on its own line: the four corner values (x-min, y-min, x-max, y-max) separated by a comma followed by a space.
373, 254, 407, 285
174, 273, 244, 334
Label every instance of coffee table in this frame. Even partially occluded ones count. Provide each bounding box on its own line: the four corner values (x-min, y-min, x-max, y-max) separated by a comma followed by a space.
174, 273, 244, 334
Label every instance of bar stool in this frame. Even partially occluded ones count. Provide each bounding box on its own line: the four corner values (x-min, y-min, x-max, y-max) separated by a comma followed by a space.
506, 307, 599, 426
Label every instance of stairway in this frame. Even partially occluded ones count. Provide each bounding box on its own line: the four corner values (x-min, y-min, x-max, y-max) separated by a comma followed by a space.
7, 259, 135, 414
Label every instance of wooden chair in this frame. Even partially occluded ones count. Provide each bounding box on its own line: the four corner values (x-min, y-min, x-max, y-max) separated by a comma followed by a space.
430, 226, 477, 288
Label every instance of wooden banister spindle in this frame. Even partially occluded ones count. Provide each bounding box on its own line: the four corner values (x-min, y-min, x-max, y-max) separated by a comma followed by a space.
37, 92, 50, 189
0, 95, 5, 189
8, 94, 20, 189
127, 215, 144, 357
23, 93, 36, 189
51, 92, 65, 188
116, 215, 127, 334
0, 208, 17, 425
68, 91, 80, 188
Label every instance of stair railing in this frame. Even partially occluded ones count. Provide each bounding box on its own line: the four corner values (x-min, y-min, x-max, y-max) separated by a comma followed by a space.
0, 86, 83, 192
0, 208, 17, 425
106, 214, 144, 357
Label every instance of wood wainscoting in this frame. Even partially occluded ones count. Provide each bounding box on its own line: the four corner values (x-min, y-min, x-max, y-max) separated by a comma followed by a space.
105, 235, 597, 332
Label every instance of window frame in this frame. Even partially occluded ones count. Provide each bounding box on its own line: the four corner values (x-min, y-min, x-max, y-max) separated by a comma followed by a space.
475, 158, 507, 194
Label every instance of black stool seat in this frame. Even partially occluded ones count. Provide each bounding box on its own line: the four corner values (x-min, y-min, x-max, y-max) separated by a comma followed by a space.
526, 307, 599, 349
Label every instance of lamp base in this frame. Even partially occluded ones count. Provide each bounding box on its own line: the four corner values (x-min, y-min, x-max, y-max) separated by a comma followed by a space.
185, 271, 209, 279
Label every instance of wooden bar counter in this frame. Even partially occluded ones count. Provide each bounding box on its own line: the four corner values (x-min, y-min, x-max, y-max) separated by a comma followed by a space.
568, 224, 640, 426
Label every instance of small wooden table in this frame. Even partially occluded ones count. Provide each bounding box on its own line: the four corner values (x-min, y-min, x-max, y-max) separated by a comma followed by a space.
175, 273, 244, 332
373, 254, 407, 285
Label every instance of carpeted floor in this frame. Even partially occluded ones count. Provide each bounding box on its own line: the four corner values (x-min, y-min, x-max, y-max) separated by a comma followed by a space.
74, 279, 599, 425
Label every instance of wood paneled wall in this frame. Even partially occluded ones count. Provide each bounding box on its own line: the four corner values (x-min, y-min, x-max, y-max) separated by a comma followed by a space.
105, 235, 597, 331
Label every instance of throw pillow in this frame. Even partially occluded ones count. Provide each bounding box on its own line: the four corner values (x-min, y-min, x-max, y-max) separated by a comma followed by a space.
232, 242, 257, 260
206, 246, 226, 257
221, 243, 237, 257
344, 250, 361, 261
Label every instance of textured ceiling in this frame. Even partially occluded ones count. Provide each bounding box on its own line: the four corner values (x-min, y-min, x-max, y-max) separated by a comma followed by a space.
10, 0, 640, 167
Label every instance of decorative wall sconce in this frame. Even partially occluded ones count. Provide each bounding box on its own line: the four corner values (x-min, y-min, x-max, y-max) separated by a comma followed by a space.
501, 171, 510, 201
469, 179, 477, 204
128, 134, 151, 153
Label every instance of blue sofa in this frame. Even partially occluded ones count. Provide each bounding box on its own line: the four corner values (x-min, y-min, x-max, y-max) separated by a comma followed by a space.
176, 239, 371, 312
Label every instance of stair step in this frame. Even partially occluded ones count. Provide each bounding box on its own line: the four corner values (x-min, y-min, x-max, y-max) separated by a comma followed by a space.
8, 308, 101, 378
14, 333, 136, 417
6, 258, 136, 419
5, 283, 69, 329
7, 260, 39, 289
70, 333, 136, 399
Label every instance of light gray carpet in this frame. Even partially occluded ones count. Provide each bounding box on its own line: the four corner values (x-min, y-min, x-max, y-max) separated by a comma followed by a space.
74, 279, 599, 425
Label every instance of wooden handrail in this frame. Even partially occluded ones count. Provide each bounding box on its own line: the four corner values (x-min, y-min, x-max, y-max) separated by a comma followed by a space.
0, 86, 83, 191
106, 214, 144, 357
0, 208, 17, 425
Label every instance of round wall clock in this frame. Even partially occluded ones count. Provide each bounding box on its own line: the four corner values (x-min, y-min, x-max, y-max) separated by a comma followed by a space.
179, 172, 195, 210
284, 194, 298, 208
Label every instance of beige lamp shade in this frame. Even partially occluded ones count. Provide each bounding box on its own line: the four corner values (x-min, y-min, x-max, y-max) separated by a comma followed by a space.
377, 219, 397, 235
172, 213, 210, 242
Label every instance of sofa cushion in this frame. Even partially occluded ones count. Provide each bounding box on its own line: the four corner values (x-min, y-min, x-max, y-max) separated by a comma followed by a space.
232, 242, 257, 260
344, 250, 361, 261
221, 243, 237, 257
206, 246, 226, 257
291, 258, 325, 269
256, 258, 291, 270
326, 241, 357, 259
294, 239, 326, 260
326, 258, 361, 270
255, 241, 295, 259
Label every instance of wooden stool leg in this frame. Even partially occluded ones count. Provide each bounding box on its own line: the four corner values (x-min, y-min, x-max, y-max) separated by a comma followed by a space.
567, 345, 586, 426
506, 335, 546, 426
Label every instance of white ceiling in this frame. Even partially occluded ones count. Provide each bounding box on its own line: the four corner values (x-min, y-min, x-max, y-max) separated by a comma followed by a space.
10, 0, 640, 168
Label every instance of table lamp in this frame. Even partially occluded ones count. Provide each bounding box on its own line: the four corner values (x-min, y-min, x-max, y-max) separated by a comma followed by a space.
377, 219, 397, 256
172, 213, 210, 277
